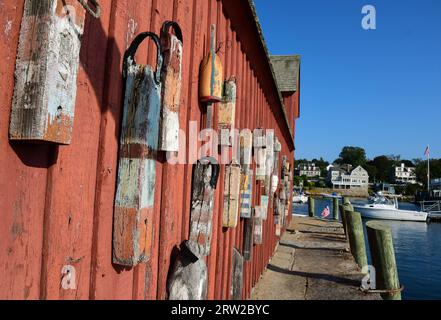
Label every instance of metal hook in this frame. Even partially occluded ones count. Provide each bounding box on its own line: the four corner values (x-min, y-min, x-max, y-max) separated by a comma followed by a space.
123, 32, 163, 84
77, 0, 101, 19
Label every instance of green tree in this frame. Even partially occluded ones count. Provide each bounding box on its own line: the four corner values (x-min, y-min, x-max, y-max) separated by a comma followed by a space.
414, 158, 441, 187
336, 146, 367, 167
365, 162, 378, 182
371, 156, 394, 183
312, 157, 329, 176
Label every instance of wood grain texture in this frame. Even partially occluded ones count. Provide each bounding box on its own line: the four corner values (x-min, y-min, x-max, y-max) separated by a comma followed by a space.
10, 0, 85, 144
0, 0, 298, 300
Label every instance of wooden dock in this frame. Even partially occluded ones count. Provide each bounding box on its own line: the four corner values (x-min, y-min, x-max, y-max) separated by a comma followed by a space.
251, 216, 381, 300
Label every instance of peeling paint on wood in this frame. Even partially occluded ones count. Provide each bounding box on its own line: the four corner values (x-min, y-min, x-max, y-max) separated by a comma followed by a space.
9, 0, 85, 144
168, 241, 208, 300
223, 161, 241, 228
254, 128, 266, 181
254, 209, 263, 245
239, 129, 253, 166
218, 78, 237, 146
240, 168, 253, 219
0, 0, 297, 300
113, 33, 163, 267
253, 127, 266, 149
230, 248, 244, 300
271, 175, 279, 194
260, 195, 269, 221
264, 130, 275, 194
159, 21, 183, 152
188, 157, 220, 257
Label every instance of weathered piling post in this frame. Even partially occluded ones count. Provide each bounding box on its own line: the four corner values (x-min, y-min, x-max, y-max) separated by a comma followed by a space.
340, 198, 353, 237
342, 197, 352, 207
366, 221, 402, 300
308, 197, 315, 217
345, 211, 368, 270
333, 197, 339, 221
339, 205, 348, 237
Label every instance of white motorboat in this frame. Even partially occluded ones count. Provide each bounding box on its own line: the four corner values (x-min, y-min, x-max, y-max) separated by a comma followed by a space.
292, 189, 308, 204
352, 193, 428, 222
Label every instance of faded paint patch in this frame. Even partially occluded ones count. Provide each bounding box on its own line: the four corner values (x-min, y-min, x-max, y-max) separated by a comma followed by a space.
188, 158, 219, 257
159, 33, 183, 152
9, 0, 83, 144
223, 162, 241, 228
168, 242, 208, 300
113, 57, 162, 267
4, 19, 12, 36
218, 78, 237, 130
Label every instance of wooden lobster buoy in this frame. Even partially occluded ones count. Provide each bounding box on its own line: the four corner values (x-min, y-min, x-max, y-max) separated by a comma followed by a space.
159, 21, 183, 152
9, 0, 100, 144
113, 32, 163, 266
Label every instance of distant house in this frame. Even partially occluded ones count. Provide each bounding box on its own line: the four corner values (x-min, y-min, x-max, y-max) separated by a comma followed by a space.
432, 179, 441, 197
373, 182, 396, 195
394, 163, 417, 184
327, 164, 369, 190
295, 163, 321, 178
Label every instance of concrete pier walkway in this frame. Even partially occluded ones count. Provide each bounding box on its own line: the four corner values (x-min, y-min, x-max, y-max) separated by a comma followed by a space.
251, 216, 381, 300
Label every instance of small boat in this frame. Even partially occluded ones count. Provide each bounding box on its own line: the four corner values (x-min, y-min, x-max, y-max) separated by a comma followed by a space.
352, 193, 428, 222
292, 189, 308, 204
320, 192, 342, 199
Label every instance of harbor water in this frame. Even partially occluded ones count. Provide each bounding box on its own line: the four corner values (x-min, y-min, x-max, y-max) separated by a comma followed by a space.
293, 198, 441, 300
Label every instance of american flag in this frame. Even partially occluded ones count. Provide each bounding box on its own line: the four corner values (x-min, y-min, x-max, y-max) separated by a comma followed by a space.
424, 146, 430, 157
321, 206, 330, 219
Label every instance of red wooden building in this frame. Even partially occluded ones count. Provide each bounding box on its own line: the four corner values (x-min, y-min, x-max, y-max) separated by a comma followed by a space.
0, 0, 301, 300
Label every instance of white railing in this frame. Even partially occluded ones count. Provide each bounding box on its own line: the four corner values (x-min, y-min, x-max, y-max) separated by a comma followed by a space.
420, 201, 441, 213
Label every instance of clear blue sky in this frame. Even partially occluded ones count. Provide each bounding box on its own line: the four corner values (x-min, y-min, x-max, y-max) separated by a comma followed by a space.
254, 0, 441, 162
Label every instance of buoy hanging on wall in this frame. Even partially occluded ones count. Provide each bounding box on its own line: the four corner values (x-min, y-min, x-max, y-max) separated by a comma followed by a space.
260, 195, 269, 220
240, 168, 253, 219
264, 130, 275, 195
243, 208, 254, 261
159, 21, 183, 152
239, 130, 253, 167
113, 32, 163, 266
188, 157, 220, 257
271, 136, 282, 195
231, 248, 244, 300
219, 77, 237, 146
254, 128, 267, 181
239, 130, 253, 219
199, 24, 223, 129
168, 241, 208, 300
254, 207, 264, 245
223, 161, 241, 228
9, 0, 100, 144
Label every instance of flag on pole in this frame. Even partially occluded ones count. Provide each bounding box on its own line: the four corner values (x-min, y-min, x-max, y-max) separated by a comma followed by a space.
424, 146, 430, 157
321, 206, 330, 219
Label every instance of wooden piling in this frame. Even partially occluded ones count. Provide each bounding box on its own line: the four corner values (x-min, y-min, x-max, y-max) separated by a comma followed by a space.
333, 197, 339, 221
340, 198, 353, 238
308, 197, 315, 217
366, 221, 402, 300
339, 205, 348, 237
345, 211, 368, 270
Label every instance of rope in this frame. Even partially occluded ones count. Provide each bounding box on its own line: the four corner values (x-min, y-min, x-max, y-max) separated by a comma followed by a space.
360, 285, 405, 295
77, 0, 101, 18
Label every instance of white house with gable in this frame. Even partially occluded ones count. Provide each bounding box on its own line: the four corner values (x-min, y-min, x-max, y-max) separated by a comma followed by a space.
394, 163, 417, 184
327, 164, 369, 190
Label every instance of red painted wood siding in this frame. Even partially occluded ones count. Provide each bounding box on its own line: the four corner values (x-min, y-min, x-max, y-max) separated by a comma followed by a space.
0, 0, 297, 300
